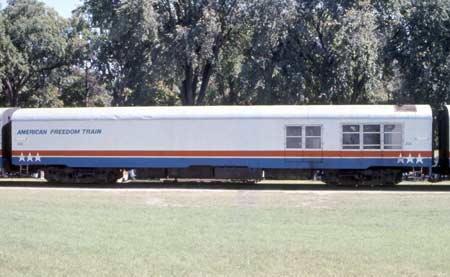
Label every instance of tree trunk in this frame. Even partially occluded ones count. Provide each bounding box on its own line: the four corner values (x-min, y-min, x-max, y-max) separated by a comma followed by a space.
350, 74, 366, 104
2, 79, 18, 107
196, 62, 213, 105
111, 88, 120, 106
181, 62, 195, 105
227, 76, 237, 105
85, 63, 90, 107
111, 84, 126, 106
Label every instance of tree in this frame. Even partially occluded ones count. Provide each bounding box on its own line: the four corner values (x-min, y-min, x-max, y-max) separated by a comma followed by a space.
155, 0, 247, 105
233, 0, 296, 104
53, 14, 112, 107
0, 12, 7, 88
0, 0, 70, 107
330, 4, 384, 104
237, 0, 385, 105
278, 1, 383, 104
57, 67, 111, 107
81, 0, 158, 106
383, 0, 450, 107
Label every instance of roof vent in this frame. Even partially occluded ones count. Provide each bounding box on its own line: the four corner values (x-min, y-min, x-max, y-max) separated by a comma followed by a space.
395, 105, 416, 112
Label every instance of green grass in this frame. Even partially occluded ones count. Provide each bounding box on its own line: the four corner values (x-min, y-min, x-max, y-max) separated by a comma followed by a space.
0, 188, 450, 276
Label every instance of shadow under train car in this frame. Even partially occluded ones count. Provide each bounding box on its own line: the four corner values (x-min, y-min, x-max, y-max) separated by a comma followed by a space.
1, 178, 450, 192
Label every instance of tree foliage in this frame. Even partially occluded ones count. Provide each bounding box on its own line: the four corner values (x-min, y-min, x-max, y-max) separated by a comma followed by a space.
1, 0, 450, 107
383, 0, 450, 107
80, 0, 158, 106
0, 0, 70, 107
154, 0, 248, 105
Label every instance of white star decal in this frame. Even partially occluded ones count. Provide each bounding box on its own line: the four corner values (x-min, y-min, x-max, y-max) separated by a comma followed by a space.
19, 153, 25, 162
35, 153, 41, 162
416, 154, 423, 164
27, 153, 33, 162
397, 153, 404, 164
406, 153, 415, 164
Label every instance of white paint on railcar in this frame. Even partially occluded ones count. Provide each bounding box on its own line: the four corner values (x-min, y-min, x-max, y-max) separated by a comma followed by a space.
11, 105, 431, 152
11, 105, 431, 121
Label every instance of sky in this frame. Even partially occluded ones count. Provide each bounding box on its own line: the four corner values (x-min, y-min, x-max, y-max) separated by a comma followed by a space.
0, 0, 81, 18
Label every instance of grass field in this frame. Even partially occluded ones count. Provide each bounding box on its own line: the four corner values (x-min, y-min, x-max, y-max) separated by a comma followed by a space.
1, 186, 450, 276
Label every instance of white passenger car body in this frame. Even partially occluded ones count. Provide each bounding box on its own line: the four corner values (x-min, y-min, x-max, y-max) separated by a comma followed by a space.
11, 105, 433, 170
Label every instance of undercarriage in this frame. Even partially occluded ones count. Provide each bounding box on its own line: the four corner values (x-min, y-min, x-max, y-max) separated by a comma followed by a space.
38, 166, 405, 187
44, 167, 122, 184
322, 169, 403, 187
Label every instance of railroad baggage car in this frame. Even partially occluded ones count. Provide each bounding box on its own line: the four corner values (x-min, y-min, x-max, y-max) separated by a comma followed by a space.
8, 105, 433, 185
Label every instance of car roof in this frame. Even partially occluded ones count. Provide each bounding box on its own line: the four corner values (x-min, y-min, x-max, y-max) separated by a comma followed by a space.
11, 105, 432, 121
